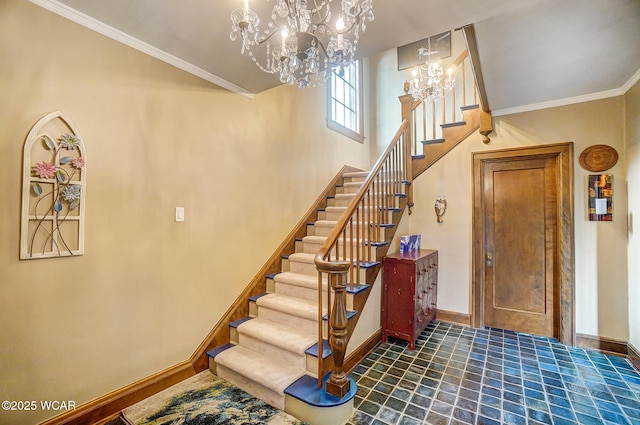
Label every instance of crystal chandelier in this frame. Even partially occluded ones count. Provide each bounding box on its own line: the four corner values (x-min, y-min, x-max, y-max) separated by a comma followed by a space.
408, 38, 455, 102
230, 0, 374, 88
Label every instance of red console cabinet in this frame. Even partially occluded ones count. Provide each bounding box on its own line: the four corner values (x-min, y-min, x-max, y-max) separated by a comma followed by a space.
382, 249, 438, 350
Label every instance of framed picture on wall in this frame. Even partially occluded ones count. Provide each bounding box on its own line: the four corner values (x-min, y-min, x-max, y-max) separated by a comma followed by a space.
588, 174, 613, 221
397, 31, 451, 71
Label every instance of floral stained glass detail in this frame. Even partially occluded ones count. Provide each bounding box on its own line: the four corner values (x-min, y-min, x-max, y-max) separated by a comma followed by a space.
20, 112, 87, 259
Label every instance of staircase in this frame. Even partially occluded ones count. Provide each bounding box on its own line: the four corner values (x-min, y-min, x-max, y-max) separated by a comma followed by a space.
202, 47, 491, 425
206, 169, 407, 425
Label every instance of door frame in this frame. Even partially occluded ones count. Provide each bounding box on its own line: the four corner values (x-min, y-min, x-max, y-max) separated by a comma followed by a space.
472, 142, 575, 346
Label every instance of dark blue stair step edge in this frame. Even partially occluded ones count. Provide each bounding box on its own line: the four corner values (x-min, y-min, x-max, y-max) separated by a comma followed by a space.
248, 293, 269, 303
323, 310, 357, 321
441, 120, 467, 128
229, 317, 253, 328
460, 104, 479, 111
355, 260, 380, 268
305, 339, 332, 360
285, 373, 357, 407
206, 343, 234, 359
422, 138, 445, 145
368, 240, 390, 247
346, 283, 369, 295
371, 222, 397, 228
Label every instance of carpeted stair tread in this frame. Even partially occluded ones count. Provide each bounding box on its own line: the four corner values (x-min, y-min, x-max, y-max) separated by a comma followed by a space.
237, 317, 317, 356
257, 293, 324, 321
215, 345, 306, 396
303, 235, 385, 247
334, 193, 356, 200
302, 235, 327, 244
315, 219, 393, 229
287, 252, 316, 264
343, 171, 369, 179
314, 220, 339, 228
343, 181, 363, 191
325, 206, 348, 213
275, 271, 328, 291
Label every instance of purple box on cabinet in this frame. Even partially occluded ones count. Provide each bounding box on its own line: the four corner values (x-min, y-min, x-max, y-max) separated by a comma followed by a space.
400, 234, 421, 253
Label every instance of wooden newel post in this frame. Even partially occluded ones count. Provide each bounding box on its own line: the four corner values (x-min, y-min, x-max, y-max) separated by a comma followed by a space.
325, 269, 350, 398
399, 93, 414, 155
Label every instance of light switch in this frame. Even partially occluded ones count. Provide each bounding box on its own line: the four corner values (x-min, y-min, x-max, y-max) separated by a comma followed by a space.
175, 207, 185, 222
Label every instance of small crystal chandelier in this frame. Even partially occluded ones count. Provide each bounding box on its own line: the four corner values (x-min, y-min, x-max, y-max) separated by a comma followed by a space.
408, 38, 455, 102
230, 0, 374, 89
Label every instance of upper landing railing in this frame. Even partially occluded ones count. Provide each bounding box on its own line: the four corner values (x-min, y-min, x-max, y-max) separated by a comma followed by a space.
400, 48, 478, 156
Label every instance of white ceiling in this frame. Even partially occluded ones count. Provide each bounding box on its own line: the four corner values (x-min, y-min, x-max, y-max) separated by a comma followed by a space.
32, 0, 640, 114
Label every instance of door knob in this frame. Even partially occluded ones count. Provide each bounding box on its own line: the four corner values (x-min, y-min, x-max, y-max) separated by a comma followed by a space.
486, 252, 493, 267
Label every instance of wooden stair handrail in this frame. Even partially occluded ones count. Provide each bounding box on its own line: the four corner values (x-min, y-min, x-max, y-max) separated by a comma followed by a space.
460, 24, 494, 142
315, 120, 412, 263
315, 119, 411, 394
460, 25, 489, 113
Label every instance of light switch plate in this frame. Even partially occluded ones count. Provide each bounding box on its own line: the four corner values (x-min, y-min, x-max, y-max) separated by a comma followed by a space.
175, 207, 185, 222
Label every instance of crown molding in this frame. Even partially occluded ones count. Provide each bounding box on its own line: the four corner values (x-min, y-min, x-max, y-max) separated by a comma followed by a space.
622, 68, 640, 94
29, 0, 255, 99
492, 89, 622, 117
493, 69, 640, 117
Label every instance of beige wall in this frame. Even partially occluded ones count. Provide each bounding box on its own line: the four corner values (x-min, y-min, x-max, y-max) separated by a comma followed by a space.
0, 1, 370, 424
369, 46, 631, 342
626, 80, 640, 351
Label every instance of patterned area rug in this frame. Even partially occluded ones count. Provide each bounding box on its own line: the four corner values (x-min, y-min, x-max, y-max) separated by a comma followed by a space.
122, 371, 306, 425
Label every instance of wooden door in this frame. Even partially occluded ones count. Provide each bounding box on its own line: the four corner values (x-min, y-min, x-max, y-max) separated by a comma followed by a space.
472, 143, 574, 344
483, 157, 557, 337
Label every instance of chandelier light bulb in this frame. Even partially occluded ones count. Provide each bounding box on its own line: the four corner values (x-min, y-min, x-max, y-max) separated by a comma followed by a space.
281, 27, 289, 51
